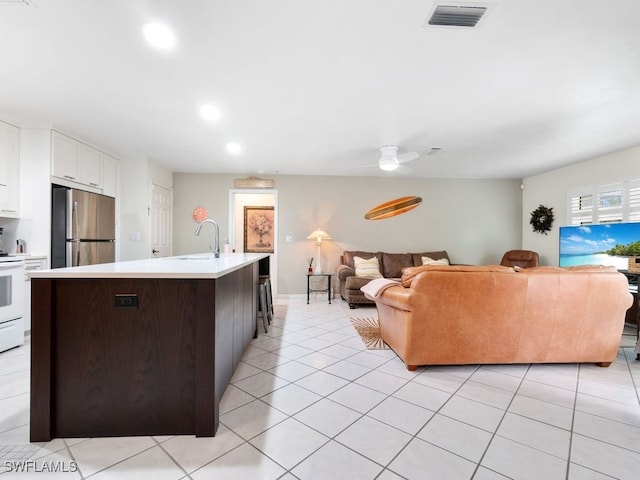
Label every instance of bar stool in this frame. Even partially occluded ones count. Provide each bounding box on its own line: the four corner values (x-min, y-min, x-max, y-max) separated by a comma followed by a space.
259, 275, 274, 320
257, 280, 272, 333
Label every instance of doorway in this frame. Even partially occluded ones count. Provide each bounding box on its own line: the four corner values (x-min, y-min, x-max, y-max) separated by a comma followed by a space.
229, 189, 278, 296
150, 183, 172, 257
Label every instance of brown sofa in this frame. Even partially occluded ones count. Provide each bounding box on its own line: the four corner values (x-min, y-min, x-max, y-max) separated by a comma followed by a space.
336, 250, 450, 308
366, 264, 633, 370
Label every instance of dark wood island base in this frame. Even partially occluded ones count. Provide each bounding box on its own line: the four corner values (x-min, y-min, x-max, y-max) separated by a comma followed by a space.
30, 257, 264, 442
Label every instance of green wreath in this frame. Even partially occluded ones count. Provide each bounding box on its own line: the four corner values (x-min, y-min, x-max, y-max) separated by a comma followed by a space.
530, 205, 554, 235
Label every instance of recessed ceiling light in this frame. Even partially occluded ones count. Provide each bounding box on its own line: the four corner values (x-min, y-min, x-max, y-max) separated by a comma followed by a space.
142, 22, 175, 49
200, 105, 221, 121
226, 142, 242, 155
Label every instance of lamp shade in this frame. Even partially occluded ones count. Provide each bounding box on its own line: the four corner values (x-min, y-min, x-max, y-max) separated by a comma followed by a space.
306, 229, 332, 242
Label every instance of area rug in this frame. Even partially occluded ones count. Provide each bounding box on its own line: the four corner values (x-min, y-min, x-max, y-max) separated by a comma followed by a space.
350, 317, 389, 350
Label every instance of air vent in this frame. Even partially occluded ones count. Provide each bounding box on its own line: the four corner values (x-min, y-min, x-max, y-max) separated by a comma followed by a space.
428, 5, 487, 27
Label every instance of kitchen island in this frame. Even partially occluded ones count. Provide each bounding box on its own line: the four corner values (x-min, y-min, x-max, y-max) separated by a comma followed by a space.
29, 253, 269, 442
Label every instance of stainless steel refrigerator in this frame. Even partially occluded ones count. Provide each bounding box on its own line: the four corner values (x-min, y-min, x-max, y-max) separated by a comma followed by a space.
51, 185, 115, 268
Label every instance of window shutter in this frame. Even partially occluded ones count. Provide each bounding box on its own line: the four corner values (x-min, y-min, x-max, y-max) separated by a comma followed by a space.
568, 179, 640, 226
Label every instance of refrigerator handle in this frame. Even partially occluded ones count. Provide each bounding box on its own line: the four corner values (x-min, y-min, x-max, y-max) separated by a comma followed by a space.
72, 200, 80, 241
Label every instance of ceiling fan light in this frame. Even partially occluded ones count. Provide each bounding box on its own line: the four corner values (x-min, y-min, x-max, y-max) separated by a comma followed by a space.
379, 158, 399, 171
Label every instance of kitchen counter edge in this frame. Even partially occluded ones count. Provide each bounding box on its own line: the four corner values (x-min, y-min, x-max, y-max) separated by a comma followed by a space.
27, 253, 269, 279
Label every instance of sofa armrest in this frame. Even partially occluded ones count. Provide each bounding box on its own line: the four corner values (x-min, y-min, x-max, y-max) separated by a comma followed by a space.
337, 264, 356, 281
375, 284, 413, 310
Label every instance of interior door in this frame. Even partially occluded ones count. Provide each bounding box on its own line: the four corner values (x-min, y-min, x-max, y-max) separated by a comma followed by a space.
150, 183, 172, 257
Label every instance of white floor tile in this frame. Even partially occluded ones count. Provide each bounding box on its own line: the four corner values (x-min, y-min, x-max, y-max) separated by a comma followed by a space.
293, 398, 362, 437
367, 396, 435, 435
574, 392, 640, 428
68, 436, 156, 477
508, 393, 574, 430
161, 424, 244, 473
481, 435, 567, 480
335, 416, 411, 465
293, 370, 350, 397
392, 380, 452, 412
219, 400, 288, 440
572, 410, 640, 454
388, 437, 477, 480
261, 383, 322, 416
496, 412, 571, 459
439, 395, 505, 433
354, 370, 408, 395
250, 418, 328, 469
417, 413, 492, 463
571, 433, 640, 480
219, 385, 255, 414
232, 371, 290, 398
191, 442, 285, 480
328, 383, 387, 414
322, 359, 372, 381
456, 381, 516, 410
88, 445, 184, 480
412, 369, 467, 393
291, 440, 383, 480
268, 360, 318, 382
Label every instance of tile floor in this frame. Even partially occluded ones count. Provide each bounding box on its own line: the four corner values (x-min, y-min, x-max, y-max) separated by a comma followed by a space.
1, 295, 639, 479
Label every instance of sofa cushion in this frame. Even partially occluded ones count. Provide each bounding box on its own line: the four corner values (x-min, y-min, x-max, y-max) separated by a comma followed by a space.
342, 251, 381, 269
354, 256, 383, 279
411, 251, 450, 267
421, 256, 450, 266
382, 253, 413, 278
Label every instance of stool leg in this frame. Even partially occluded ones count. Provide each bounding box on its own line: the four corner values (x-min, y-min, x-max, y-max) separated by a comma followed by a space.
258, 284, 269, 333
264, 278, 274, 320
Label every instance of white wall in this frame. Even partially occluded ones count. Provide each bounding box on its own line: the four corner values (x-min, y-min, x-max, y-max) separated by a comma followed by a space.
173, 173, 523, 294
522, 145, 640, 266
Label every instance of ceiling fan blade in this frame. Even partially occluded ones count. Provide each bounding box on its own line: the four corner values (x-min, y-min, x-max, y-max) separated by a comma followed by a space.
397, 151, 419, 164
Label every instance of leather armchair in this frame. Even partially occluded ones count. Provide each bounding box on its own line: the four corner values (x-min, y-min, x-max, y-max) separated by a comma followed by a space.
500, 250, 539, 268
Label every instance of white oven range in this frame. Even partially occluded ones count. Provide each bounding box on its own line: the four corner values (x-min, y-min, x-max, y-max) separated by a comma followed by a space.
0, 256, 25, 352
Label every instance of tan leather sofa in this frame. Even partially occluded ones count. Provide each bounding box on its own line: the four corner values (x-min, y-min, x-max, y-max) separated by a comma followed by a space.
367, 264, 633, 370
337, 250, 450, 308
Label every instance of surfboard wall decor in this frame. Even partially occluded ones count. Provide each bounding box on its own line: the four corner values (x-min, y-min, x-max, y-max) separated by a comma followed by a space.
365, 196, 422, 220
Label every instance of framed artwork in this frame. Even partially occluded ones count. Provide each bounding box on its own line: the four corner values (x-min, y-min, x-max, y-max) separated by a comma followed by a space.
244, 206, 274, 253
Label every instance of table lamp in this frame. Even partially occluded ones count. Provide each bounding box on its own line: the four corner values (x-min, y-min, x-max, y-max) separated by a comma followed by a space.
306, 229, 332, 273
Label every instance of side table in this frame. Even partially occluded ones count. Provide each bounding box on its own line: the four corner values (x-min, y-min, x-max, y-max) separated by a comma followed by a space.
307, 273, 332, 304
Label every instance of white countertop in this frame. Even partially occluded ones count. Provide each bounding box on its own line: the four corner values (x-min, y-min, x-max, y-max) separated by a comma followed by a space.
28, 252, 269, 279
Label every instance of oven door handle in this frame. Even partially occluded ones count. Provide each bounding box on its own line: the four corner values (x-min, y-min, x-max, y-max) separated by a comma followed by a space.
0, 263, 24, 270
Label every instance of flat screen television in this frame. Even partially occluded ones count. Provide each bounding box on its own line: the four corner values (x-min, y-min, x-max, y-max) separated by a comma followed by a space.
559, 222, 640, 270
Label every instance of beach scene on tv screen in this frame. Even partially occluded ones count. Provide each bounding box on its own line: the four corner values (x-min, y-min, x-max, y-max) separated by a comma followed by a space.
559, 222, 640, 269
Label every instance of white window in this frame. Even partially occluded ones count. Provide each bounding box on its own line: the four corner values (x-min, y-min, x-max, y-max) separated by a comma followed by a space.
568, 179, 640, 225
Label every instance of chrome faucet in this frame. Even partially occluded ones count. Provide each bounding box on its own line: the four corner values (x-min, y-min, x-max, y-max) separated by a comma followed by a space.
194, 218, 220, 258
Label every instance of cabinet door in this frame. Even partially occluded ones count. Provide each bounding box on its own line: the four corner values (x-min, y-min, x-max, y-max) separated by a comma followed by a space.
0, 120, 20, 217
102, 154, 118, 197
78, 144, 102, 188
52, 131, 79, 181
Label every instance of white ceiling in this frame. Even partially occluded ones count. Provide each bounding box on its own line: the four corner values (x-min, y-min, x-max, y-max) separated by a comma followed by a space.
1, 0, 639, 179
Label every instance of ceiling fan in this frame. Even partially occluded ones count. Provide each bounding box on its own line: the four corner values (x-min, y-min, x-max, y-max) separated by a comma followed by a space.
374, 145, 441, 173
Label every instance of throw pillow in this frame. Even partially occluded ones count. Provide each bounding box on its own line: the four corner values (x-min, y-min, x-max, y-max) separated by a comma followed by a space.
422, 256, 450, 266
354, 256, 383, 279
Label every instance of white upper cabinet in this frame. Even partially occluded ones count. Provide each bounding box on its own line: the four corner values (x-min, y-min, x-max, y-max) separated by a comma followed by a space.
52, 131, 103, 189
79, 144, 103, 188
0, 120, 20, 217
101, 154, 119, 198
